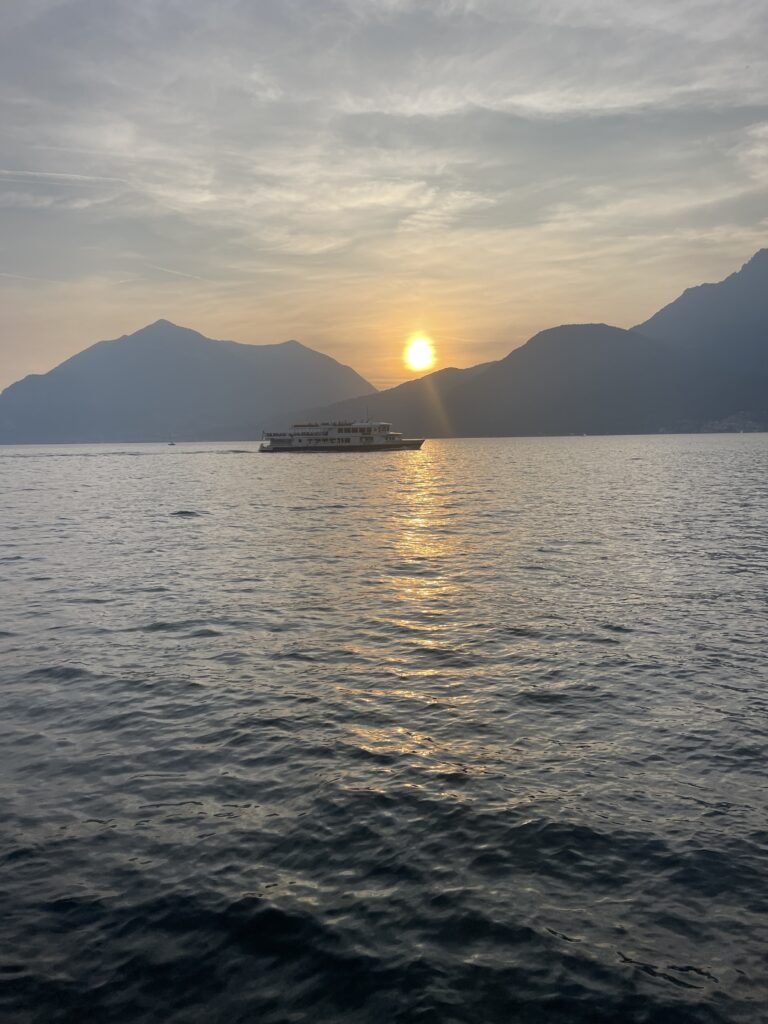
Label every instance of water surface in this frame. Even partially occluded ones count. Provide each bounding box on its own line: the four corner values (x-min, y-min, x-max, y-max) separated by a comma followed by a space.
1, 436, 767, 1023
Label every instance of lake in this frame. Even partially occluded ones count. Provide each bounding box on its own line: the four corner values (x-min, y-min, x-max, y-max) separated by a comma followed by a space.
1, 435, 767, 1023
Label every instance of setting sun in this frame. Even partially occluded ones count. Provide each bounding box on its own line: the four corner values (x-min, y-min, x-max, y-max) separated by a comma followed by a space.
404, 334, 436, 373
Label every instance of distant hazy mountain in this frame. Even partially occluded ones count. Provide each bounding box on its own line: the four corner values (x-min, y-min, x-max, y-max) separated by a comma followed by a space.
313, 250, 768, 436
0, 320, 375, 443
632, 249, 768, 430
311, 325, 675, 436
635, 249, 768, 352
297, 362, 497, 438
3, 251, 766, 443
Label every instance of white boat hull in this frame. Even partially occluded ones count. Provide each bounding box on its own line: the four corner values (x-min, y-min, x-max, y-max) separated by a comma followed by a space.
260, 418, 425, 453
259, 439, 424, 453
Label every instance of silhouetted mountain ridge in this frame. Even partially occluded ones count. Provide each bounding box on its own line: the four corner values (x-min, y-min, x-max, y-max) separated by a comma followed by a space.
312, 251, 768, 435
2, 249, 766, 442
0, 320, 375, 443
313, 323, 677, 436
636, 249, 768, 353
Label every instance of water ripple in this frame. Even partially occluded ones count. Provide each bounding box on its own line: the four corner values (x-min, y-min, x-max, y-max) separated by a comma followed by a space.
1, 436, 767, 1023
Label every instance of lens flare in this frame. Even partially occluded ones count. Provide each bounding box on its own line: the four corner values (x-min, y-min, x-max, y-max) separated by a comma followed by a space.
404, 334, 436, 372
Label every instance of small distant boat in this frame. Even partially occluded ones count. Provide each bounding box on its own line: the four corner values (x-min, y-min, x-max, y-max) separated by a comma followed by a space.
259, 419, 424, 453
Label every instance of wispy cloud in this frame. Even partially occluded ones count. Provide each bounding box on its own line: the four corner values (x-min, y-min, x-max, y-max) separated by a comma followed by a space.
0, 0, 766, 388
145, 263, 206, 281
0, 168, 128, 185
0, 270, 60, 283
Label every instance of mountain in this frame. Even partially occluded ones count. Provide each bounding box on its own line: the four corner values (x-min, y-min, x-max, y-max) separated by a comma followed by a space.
635, 249, 768, 352
632, 249, 768, 429
3, 250, 766, 443
309, 325, 677, 436
298, 362, 497, 437
0, 320, 375, 443
313, 250, 768, 436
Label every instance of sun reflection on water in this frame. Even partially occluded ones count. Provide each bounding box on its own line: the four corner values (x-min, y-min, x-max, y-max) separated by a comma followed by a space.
336, 450, 494, 784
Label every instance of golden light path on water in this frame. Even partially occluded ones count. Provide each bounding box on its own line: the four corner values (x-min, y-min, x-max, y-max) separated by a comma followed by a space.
338, 449, 487, 779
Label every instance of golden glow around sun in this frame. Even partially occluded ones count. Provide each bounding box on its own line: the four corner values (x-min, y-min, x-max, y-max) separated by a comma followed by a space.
404, 333, 436, 372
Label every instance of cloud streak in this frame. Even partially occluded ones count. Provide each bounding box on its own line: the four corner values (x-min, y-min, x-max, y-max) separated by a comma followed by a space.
1, 0, 766, 389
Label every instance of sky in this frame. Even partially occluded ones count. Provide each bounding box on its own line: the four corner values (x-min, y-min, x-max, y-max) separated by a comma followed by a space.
1, 0, 767, 391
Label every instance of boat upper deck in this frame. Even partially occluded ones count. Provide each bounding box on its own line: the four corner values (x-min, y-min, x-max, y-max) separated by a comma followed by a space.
264, 420, 395, 439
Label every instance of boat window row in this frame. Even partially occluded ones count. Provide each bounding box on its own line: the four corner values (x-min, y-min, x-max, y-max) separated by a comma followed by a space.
290, 437, 354, 444
335, 426, 390, 435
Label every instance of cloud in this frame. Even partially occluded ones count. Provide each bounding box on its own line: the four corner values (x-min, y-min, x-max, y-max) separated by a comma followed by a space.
0, 0, 766, 388
145, 263, 206, 281
0, 168, 128, 185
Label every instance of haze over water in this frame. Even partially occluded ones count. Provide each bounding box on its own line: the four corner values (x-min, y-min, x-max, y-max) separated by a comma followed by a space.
1, 435, 767, 1023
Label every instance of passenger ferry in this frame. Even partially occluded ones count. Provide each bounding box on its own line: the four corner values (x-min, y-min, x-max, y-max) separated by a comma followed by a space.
259, 420, 424, 452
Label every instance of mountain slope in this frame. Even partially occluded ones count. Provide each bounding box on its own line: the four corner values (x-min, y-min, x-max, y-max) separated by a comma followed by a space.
635, 249, 768, 352
297, 362, 496, 437
3, 249, 766, 443
633, 249, 768, 426
0, 320, 375, 443
449, 324, 677, 435
314, 325, 677, 436
312, 249, 768, 436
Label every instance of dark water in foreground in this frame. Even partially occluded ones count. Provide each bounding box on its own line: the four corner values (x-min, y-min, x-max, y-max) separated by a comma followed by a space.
1, 436, 767, 1024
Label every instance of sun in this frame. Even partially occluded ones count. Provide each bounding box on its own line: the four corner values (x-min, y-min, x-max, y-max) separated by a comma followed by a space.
404, 333, 436, 372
